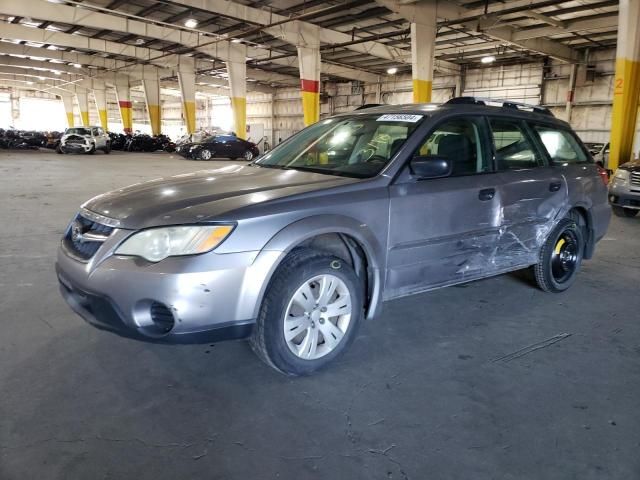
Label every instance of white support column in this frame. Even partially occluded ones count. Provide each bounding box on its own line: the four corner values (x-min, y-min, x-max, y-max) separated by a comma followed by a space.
92, 79, 108, 131
60, 94, 75, 127
410, 2, 437, 103
141, 66, 161, 136
177, 57, 196, 135
75, 89, 90, 126
226, 43, 247, 139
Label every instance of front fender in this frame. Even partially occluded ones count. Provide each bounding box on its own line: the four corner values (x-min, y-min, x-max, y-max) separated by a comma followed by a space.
246, 214, 386, 321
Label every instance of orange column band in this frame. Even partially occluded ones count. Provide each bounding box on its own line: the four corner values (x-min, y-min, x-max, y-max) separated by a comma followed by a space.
119, 100, 133, 134
301, 79, 320, 126
119, 101, 133, 133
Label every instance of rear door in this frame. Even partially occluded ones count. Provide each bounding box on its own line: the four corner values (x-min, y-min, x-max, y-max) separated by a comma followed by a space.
386, 115, 503, 298
488, 117, 567, 267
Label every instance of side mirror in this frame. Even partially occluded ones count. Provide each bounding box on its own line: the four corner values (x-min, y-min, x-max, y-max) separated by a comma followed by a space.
409, 155, 453, 179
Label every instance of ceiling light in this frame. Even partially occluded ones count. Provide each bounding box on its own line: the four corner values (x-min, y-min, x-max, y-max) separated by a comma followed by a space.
231, 38, 242, 44
481, 55, 496, 64
387, 67, 398, 75
53, 70, 61, 75
135, 38, 145, 45
26, 81, 34, 85
184, 18, 198, 28
73, 63, 81, 68
47, 45, 58, 50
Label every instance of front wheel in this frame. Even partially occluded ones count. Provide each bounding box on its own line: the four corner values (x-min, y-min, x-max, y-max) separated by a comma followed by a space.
612, 206, 638, 218
533, 218, 584, 293
199, 148, 212, 160
243, 150, 254, 161
56, 145, 64, 154
250, 248, 362, 376
88, 144, 95, 155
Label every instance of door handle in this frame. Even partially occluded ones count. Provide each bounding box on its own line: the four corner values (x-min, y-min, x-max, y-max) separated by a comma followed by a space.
478, 188, 496, 201
549, 181, 562, 192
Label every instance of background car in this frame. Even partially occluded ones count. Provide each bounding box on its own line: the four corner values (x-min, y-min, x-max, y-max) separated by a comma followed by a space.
176, 134, 260, 161
609, 160, 640, 217
58, 126, 111, 154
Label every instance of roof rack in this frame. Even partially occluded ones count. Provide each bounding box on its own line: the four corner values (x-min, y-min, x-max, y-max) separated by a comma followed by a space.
445, 96, 553, 117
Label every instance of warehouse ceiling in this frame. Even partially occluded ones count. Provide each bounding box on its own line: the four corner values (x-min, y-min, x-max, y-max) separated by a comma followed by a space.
0, 0, 620, 92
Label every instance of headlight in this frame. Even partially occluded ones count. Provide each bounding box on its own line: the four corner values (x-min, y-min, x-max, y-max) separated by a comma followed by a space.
115, 225, 234, 262
613, 169, 630, 182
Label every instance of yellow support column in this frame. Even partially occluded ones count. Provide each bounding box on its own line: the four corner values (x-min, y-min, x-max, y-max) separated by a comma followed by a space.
115, 81, 133, 134
410, 8, 436, 104
178, 58, 197, 135
227, 43, 248, 139
609, 0, 640, 170
76, 90, 90, 126
93, 87, 108, 131
296, 23, 321, 126
143, 74, 162, 136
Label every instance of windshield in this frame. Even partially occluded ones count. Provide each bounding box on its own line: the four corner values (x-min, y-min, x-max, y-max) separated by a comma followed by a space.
202, 135, 216, 143
254, 114, 424, 178
66, 128, 91, 136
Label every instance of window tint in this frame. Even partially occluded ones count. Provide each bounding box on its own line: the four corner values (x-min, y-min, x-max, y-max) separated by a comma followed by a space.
489, 118, 542, 170
414, 117, 489, 176
533, 126, 589, 164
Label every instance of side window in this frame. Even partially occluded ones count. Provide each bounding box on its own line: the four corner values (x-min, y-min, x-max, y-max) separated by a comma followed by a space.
91, 128, 98, 136
414, 117, 489, 176
533, 126, 589, 164
489, 118, 543, 170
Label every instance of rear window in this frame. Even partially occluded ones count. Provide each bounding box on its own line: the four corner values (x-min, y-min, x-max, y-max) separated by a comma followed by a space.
532, 126, 589, 165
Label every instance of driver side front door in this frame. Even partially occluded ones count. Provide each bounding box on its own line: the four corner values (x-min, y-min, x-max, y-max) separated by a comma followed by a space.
385, 115, 503, 299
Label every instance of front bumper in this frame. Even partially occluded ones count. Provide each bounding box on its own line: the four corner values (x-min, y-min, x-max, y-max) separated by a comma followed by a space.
608, 182, 640, 210
56, 238, 282, 343
62, 142, 92, 153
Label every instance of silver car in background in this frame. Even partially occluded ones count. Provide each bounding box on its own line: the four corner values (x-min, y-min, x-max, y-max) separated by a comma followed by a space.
58, 126, 111, 154
56, 98, 611, 375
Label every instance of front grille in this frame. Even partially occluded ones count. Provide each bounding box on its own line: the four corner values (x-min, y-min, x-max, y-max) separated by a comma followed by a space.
630, 171, 640, 186
63, 214, 114, 261
149, 302, 175, 334
66, 135, 87, 145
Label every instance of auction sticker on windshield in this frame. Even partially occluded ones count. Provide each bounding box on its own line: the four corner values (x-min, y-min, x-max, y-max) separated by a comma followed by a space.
376, 114, 423, 123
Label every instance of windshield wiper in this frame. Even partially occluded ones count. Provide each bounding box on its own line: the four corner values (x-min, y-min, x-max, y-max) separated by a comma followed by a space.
251, 163, 291, 170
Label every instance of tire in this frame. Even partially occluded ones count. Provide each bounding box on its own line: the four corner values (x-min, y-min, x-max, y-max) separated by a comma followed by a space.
56, 145, 64, 154
199, 149, 212, 160
244, 150, 254, 161
250, 248, 363, 376
88, 144, 95, 155
612, 206, 638, 218
103, 143, 111, 154
533, 218, 584, 293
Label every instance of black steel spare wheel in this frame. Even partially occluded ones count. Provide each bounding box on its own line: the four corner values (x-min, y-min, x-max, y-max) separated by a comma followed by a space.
534, 217, 584, 293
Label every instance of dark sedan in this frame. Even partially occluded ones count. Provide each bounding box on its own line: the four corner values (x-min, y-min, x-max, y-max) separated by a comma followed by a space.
176, 134, 260, 161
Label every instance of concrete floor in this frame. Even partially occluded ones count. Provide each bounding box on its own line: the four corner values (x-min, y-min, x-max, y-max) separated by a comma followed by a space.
1, 149, 639, 480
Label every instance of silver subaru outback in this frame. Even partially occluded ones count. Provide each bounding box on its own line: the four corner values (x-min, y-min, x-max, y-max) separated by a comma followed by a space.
56, 98, 611, 375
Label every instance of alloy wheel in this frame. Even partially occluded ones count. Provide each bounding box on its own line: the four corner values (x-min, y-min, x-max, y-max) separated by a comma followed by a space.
283, 274, 352, 360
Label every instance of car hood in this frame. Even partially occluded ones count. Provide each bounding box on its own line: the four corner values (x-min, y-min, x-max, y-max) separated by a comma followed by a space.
619, 160, 640, 172
83, 164, 360, 229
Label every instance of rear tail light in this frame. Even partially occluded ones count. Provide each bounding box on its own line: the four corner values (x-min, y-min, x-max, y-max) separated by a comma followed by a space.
596, 165, 609, 186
